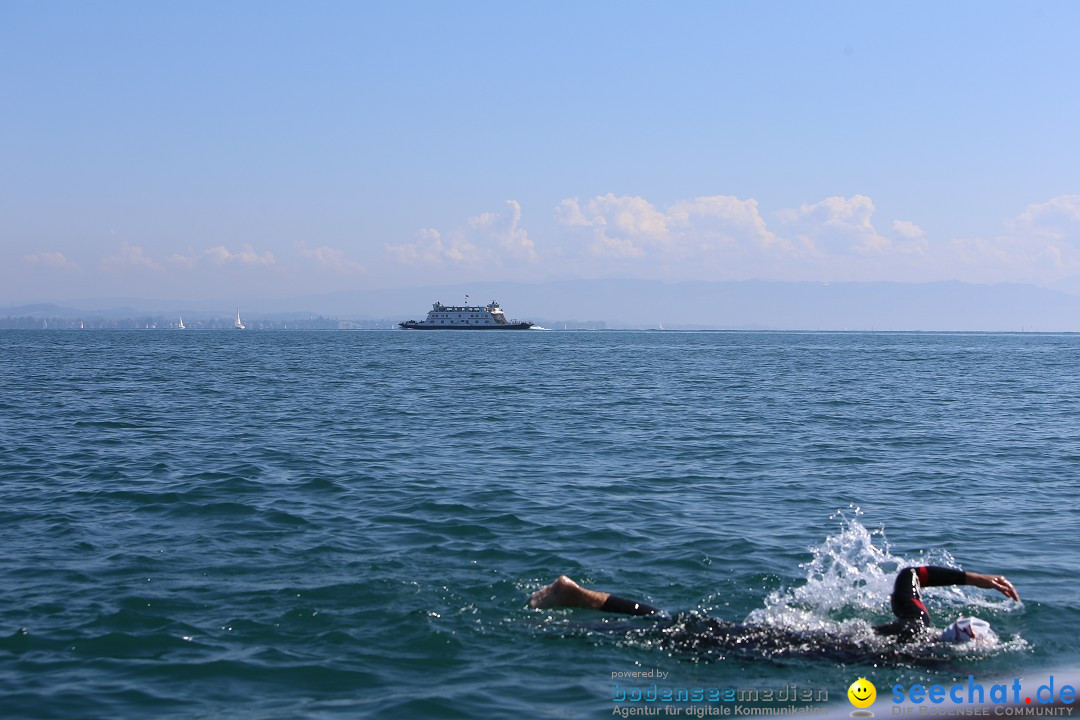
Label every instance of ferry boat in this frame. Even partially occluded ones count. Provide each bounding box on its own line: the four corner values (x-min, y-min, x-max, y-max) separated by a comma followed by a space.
399, 300, 534, 330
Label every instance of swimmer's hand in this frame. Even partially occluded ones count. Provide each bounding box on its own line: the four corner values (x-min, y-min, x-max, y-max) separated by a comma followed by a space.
965, 572, 1020, 602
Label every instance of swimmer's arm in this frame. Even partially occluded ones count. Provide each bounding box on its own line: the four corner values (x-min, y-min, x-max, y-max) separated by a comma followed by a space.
529, 576, 661, 615
963, 571, 1020, 602
916, 566, 1020, 601
916, 566, 967, 587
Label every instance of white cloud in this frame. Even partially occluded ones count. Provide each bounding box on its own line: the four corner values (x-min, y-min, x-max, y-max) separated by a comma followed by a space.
202, 244, 276, 266
164, 244, 276, 268
969, 195, 1080, 279
668, 195, 780, 251
556, 193, 780, 261
552, 192, 958, 282
296, 242, 366, 274
165, 253, 196, 269
387, 200, 535, 266
556, 194, 668, 257
1012, 195, 1080, 244
100, 243, 161, 270
927, 195, 1080, 285
891, 219, 925, 240
777, 195, 891, 255
389, 192, 1080, 288
554, 197, 591, 228
888, 220, 928, 256
468, 200, 538, 262
386, 227, 478, 265
25, 251, 80, 271
1022, 195, 1080, 221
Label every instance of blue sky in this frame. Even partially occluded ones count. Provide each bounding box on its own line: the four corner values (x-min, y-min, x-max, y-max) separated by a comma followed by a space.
3, 1, 1079, 305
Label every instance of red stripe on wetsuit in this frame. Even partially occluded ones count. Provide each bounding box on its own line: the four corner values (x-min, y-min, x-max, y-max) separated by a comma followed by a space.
892, 565, 967, 624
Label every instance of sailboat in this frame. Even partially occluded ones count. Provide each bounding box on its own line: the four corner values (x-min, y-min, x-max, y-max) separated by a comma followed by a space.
178, 316, 186, 330
234, 309, 245, 330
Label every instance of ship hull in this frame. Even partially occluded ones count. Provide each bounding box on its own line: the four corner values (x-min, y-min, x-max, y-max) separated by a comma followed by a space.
399, 322, 534, 330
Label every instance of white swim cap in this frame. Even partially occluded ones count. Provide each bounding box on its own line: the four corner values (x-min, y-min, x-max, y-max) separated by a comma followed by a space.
939, 617, 991, 643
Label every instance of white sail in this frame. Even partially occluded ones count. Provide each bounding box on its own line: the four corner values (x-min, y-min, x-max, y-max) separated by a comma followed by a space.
234, 309, 245, 330
178, 316, 185, 330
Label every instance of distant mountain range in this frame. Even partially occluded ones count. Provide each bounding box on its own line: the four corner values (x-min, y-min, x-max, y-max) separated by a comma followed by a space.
4, 280, 1080, 331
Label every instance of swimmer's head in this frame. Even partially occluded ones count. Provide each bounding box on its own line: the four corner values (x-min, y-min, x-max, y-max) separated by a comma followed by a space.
939, 617, 991, 643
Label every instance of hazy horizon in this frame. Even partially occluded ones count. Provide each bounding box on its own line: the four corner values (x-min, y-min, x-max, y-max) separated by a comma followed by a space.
6, 277, 1080, 332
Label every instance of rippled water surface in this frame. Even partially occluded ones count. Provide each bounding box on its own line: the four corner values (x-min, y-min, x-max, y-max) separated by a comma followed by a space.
1, 330, 1078, 718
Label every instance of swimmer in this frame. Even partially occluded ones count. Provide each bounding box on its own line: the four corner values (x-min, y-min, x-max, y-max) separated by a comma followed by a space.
873, 566, 1019, 642
530, 567, 1019, 644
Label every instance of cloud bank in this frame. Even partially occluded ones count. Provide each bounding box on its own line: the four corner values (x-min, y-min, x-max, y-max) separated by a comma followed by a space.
25, 251, 81, 271
296, 242, 366, 275
14, 193, 1080, 304
386, 200, 537, 267
385, 192, 1080, 288
554, 193, 780, 261
549, 192, 943, 281
171, 244, 277, 268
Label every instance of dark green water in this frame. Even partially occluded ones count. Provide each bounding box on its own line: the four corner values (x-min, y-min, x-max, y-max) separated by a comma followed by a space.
1, 330, 1077, 718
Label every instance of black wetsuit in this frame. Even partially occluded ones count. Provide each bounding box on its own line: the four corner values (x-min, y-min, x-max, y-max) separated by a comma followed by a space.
570, 566, 972, 665
600, 594, 661, 616
601, 565, 968, 643
873, 565, 967, 642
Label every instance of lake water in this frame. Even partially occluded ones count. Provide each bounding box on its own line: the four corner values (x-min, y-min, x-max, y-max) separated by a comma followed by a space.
1, 330, 1077, 718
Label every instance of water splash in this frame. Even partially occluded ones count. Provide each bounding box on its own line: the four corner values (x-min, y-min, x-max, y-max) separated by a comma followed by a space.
741, 508, 1025, 658
747, 508, 910, 629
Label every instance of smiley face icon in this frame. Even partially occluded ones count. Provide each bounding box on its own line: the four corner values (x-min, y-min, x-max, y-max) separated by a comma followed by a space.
848, 678, 876, 709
